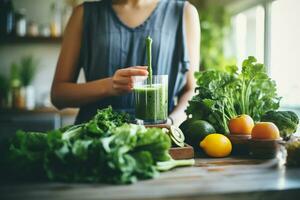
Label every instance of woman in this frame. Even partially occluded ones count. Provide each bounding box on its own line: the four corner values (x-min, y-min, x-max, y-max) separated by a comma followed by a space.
51, 0, 200, 125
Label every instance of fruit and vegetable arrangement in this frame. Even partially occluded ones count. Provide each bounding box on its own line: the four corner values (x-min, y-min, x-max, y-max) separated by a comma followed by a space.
181, 56, 299, 161
1, 55, 300, 185
0, 107, 194, 184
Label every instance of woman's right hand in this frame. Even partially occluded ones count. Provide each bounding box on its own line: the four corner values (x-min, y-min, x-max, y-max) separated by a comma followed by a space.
110, 66, 148, 96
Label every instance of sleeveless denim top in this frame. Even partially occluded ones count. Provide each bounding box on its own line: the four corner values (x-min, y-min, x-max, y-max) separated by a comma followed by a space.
76, 0, 190, 123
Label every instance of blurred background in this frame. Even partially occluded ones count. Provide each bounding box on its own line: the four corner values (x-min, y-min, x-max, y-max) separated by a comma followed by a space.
0, 0, 299, 135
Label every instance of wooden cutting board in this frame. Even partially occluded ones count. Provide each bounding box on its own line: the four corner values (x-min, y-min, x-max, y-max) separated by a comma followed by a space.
169, 144, 194, 160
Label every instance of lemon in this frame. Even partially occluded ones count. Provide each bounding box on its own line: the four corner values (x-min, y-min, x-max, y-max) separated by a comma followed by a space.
200, 134, 232, 157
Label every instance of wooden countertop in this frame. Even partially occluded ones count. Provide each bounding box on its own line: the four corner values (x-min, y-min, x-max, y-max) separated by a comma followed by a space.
0, 107, 78, 116
1, 157, 300, 200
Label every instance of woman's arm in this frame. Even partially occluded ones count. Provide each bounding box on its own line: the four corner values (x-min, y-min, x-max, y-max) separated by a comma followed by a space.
51, 5, 148, 109
169, 2, 200, 126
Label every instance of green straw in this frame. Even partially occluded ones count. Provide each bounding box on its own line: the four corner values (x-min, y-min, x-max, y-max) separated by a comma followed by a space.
146, 36, 153, 86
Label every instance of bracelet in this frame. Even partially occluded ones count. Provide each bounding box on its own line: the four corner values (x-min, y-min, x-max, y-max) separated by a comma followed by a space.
168, 116, 174, 125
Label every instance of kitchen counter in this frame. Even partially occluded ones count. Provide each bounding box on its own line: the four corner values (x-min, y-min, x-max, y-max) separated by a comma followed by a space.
1, 157, 300, 200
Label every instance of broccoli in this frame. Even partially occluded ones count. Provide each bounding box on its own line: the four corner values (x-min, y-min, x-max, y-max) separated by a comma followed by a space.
261, 111, 299, 140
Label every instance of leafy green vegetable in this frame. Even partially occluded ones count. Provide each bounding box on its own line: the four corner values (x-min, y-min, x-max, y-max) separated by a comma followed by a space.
3, 131, 48, 180
186, 56, 281, 133
1, 107, 194, 184
98, 124, 171, 183
261, 111, 299, 140
84, 106, 130, 137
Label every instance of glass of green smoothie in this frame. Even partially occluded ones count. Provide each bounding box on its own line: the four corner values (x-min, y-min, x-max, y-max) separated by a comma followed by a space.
133, 75, 168, 125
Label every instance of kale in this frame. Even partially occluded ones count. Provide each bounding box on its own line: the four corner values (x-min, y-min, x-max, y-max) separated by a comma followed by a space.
84, 106, 130, 137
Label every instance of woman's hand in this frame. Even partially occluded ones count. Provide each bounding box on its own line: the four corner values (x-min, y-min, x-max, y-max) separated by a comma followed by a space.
111, 66, 148, 96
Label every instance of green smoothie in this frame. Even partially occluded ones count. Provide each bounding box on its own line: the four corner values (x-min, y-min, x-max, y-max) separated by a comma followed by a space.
134, 83, 168, 124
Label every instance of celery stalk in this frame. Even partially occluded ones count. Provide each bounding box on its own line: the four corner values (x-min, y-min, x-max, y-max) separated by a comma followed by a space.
146, 36, 153, 86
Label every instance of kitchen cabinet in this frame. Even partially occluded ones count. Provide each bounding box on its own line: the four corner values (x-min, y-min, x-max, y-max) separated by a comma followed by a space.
0, 108, 77, 140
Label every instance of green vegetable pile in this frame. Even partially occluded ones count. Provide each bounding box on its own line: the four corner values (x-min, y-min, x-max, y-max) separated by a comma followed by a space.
186, 56, 281, 133
0, 107, 194, 184
261, 111, 299, 140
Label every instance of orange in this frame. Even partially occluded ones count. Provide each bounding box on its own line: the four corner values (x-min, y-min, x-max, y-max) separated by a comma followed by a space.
251, 122, 280, 140
228, 114, 254, 135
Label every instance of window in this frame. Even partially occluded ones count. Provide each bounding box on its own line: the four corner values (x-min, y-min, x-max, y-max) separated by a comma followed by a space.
270, 0, 300, 108
226, 0, 300, 110
229, 5, 265, 66
224, 0, 300, 134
